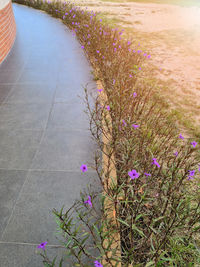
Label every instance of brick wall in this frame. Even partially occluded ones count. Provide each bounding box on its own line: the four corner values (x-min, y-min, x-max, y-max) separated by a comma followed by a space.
0, 0, 16, 64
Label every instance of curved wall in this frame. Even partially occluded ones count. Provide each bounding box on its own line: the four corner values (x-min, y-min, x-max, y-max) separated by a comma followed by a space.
0, 0, 16, 64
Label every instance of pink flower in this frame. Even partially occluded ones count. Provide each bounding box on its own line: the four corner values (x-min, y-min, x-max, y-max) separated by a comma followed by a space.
179, 134, 184, 140
133, 92, 137, 97
152, 158, 160, 168
80, 164, 88, 172
132, 124, 139, 129
106, 106, 110, 111
37, 242, 47, 251
84, 196, 92, 207
128, 169, 140, 180
122, 120, 127, 126
191, 141, 197, 148
94, 260, 103, 267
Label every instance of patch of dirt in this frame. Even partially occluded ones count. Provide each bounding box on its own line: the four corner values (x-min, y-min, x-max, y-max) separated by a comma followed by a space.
66, 0, 200, 138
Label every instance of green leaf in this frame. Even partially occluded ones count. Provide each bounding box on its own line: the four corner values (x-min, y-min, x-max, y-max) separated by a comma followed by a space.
117, 218, 130, 227
145, 261, 155, 267
152, 216, 165, 223
51, 256, 57, 266
149, 226, 158, 234
93, 224, 100, 235
135, 214, 143, 222
132, 224, 146, 238
59, 258, 64, 267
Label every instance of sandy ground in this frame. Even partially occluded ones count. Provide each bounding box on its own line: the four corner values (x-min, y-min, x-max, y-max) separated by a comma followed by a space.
61, 0, 200, 138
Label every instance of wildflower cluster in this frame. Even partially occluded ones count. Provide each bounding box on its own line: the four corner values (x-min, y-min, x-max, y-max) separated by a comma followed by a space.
13, 0, 200, 266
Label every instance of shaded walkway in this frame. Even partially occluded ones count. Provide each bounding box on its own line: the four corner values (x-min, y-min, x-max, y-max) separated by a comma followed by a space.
0, 3, 100, 266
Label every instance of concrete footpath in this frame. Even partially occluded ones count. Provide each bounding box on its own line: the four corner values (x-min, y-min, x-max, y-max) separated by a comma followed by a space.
0, 3, 100, 266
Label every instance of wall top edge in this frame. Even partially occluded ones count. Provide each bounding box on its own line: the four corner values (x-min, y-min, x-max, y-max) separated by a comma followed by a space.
0, 0, 11, 11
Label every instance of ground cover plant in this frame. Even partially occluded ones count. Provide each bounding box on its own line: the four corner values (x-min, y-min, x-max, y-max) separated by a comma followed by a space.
12, 0, 200, 266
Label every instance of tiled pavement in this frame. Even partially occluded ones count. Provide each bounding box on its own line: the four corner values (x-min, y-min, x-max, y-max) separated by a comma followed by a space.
0, 3, 101, 266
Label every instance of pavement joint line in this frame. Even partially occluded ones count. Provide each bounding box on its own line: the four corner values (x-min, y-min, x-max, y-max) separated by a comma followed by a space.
1, 169, 32, 239
0, 241, 65, 248
0, 167, 98, 173
1, 60, 27, 104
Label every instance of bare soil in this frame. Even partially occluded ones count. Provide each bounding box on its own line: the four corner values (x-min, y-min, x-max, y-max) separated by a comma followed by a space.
64, 0, 200, 139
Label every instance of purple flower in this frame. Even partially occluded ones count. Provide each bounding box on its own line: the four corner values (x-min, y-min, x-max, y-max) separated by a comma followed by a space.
122, 120, 127, 126
98, 89, 103, 92
100, 19, 102, 22
133, 92, 137, 97
189, 170, 195, 176
84, 196, 92, 207
174, 151, 178, 157
113, 79, 115, 84
138, 67, 141, 70
80, 164, 88, 172
128, 169, 140, 180
113, 43, 116, 46
81, 45, 84, 49
138, 50, 142, 53
191, 141, 197, 148
152, 158, 160, 168
128, 41, 131, 45
179, 134, 184, 140
133, 50, 135, 53
187, 170, 195, 180
65, 12, 68, 15
143, 53, 147, 56
129, 74, 133, 78
132, 124, 139, 129
97, 50, 100, 53
37, 242, 47, 251
147, 55, 151, 59
128, 49, 131, 52
102, 56, 105, 59
94, 260, 103, 267
144, 172, 151, 177
106, 105, 110, 111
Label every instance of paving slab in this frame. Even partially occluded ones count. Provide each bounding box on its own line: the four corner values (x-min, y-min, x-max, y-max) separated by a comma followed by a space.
0, 3, 101, 266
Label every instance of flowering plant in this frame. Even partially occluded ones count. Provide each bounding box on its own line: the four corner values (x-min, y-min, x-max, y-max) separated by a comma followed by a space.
13, 0, 200, 266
